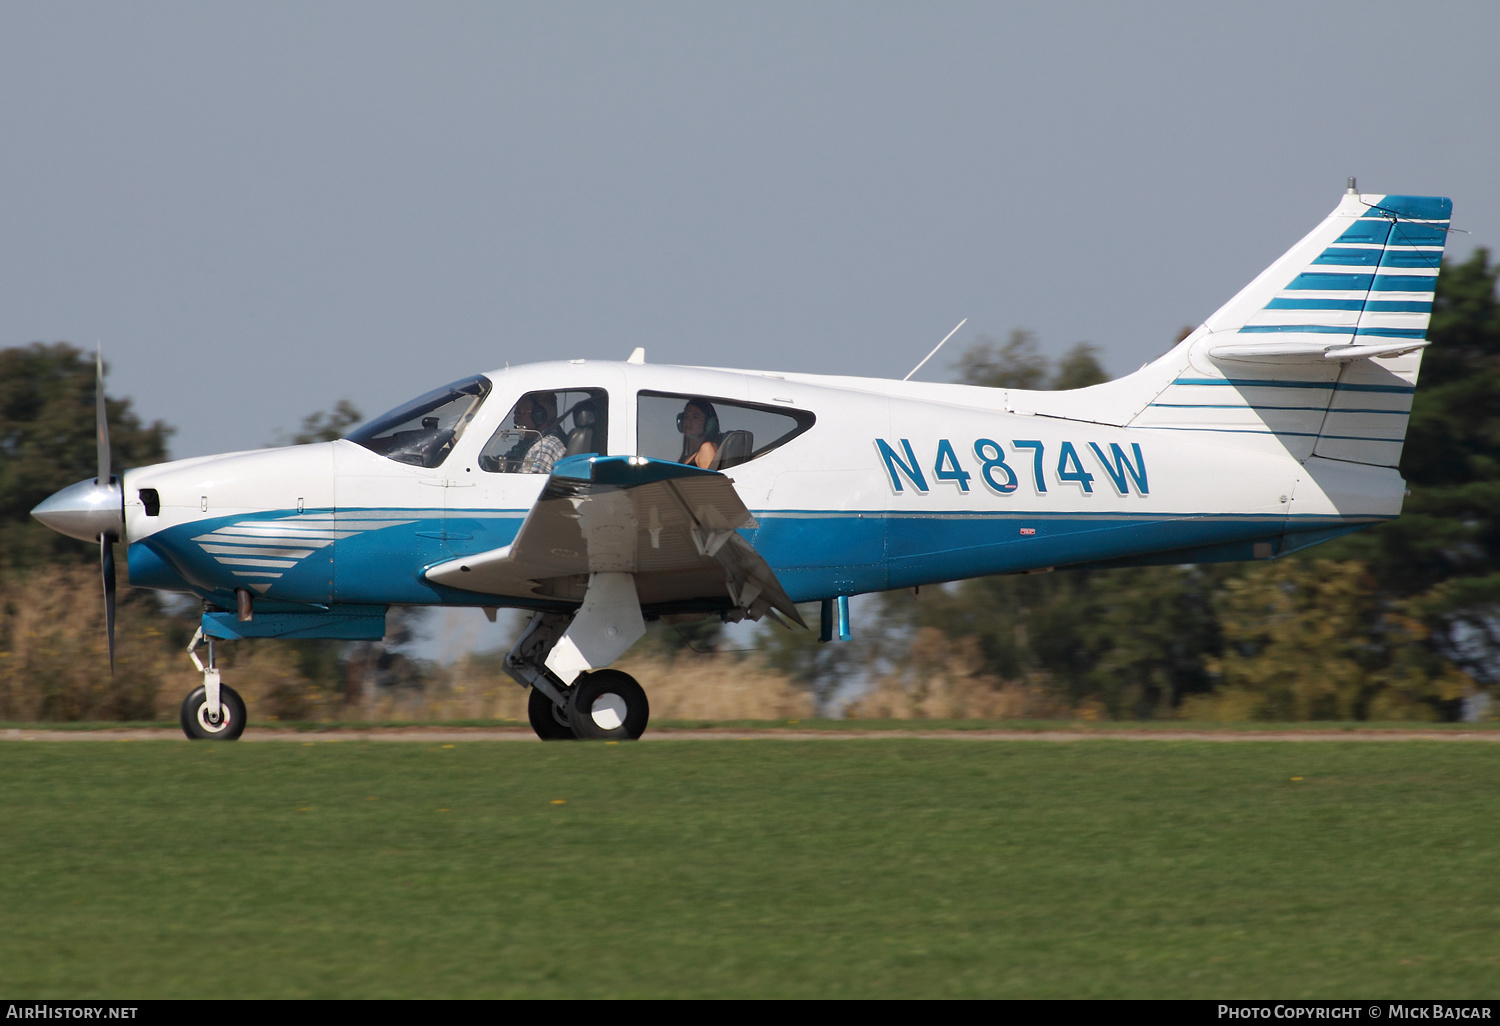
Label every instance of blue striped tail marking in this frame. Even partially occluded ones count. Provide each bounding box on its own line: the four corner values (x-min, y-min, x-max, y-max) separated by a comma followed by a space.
1286, 272, 1375, 290
1364, 300, 1433, 313
1313, 248, 1382, 267
1236, 325, 1429, 339
1285, 273, 1438, 293
1264, 299, 1431, 313
1265, 298, 1366, 311
1151, 404, 1409, 415
1378, 249, 1444, 269
1372, 274, 1439, 292
1368, 195, 1452, 220
1336, 220, 1397, 245
1172, 378, 1415, 394
1386, 222, 1449, 246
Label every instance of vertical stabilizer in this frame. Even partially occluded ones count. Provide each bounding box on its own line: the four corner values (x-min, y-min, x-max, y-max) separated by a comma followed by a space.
1132, 190, 1452, 467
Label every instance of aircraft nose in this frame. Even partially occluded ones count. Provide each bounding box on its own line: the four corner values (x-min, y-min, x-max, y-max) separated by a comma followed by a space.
31, 477, 125, 542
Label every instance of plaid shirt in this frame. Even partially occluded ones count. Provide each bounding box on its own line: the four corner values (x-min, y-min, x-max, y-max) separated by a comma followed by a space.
520, 433, 567, 474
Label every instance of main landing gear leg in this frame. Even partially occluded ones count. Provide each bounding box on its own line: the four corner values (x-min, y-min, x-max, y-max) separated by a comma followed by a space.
504, 613, 578, 741
506, 573, 652, 741
181, 627, 246, 740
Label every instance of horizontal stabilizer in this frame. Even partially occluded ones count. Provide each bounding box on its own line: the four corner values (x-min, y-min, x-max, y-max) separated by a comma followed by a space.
1207, 340, 1430, 363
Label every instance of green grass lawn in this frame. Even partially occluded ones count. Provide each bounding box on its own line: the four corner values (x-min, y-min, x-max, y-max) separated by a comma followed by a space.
2, 739, 1498, 997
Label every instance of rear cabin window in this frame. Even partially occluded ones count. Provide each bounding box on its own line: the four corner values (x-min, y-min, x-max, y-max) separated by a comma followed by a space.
636, 391, 814, 471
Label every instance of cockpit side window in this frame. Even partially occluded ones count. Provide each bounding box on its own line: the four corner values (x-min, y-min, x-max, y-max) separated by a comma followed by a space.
479, 389, 609, 474
636, 391, 814, 470
345, 375, 491, 468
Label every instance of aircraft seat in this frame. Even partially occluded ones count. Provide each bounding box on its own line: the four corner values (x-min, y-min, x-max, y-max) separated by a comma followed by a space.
713, 429, 753, 470
564, 401, 597, 457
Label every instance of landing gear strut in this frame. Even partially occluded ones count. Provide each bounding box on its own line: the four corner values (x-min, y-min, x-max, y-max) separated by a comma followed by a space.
505, 605, 651, 741
182, 627, 246, 740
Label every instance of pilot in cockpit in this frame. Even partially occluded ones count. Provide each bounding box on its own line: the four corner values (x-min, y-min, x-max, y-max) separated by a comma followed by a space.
511, 392, 567, 474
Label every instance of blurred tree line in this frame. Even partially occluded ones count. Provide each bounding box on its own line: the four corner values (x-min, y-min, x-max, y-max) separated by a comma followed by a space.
3, 249, 1499, 721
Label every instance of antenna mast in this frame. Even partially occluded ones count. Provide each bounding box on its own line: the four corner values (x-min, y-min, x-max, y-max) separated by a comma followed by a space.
903, 318, 968, 382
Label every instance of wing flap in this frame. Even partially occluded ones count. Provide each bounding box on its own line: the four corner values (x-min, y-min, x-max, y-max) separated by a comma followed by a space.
425, 455, 802, 624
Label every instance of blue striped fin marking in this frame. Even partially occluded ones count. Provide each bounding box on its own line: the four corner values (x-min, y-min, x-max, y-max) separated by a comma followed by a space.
1336, 221, 1396, 245
1353, 327, 1429, 339
1365, 300, 1433, 313
1287, 273, 1436, 292
1265, 298, 1367, 311
1369, 196, 1453, 220
1372, 274, 1438, 292
1386, 223, 1450, 246
1313, 248, 1382, 267
1237, 325, 1428, 339
1138, 426, 1401, 442
1150, 403, 1409, 414
1379, 248, 1444, 269
1238, 325, 1354, 334
1310, 407, 1410, 415
1172, 378, 1415, 393
1265, 298, 1430, 313
1286, 272, 1375, 290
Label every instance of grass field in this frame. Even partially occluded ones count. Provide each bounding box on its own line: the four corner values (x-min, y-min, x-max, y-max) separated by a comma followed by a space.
2, 739, 1499, 997
7, 717, 1500, 732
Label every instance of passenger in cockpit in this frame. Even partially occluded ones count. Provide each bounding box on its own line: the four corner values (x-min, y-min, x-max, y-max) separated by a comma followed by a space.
677, 398, 722, 470
514, 392, 567, 473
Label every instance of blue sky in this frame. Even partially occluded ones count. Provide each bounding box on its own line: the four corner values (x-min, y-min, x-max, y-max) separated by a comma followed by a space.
4, 1, 1496, 458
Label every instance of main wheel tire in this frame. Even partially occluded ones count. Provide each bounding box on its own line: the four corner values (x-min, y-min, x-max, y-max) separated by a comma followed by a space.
566, 670, 649, 741
528, 685, 577, 741
180, 684, 247, 741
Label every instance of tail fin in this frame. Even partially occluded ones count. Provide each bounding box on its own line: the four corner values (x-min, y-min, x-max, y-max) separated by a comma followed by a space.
1135, 187, 1452, 467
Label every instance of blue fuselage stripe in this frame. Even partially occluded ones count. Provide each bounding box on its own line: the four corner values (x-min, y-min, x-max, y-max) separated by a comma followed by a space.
135, 506, 1392, 609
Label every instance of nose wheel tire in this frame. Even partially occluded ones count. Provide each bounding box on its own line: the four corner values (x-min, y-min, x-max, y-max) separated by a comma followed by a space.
528, 685, 578, 741
180, 684, 247, 741
566, 670, 649, 741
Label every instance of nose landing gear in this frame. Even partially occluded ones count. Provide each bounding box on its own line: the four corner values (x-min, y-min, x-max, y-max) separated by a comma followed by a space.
181, 682, 247, 740
181, 627, 247, 740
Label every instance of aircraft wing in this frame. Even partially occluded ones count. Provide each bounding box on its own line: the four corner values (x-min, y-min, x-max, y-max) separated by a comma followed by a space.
425, 455, 805, 625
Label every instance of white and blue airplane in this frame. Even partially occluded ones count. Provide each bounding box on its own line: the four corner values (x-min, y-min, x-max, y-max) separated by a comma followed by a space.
32, 183, 1452, 741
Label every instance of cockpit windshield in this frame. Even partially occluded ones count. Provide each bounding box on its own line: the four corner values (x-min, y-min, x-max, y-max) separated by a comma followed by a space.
345, 375, 491, 468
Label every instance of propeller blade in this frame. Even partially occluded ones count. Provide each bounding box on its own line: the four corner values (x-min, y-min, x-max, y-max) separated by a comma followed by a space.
102, 536, 116, 673
96, 345, 111, 486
